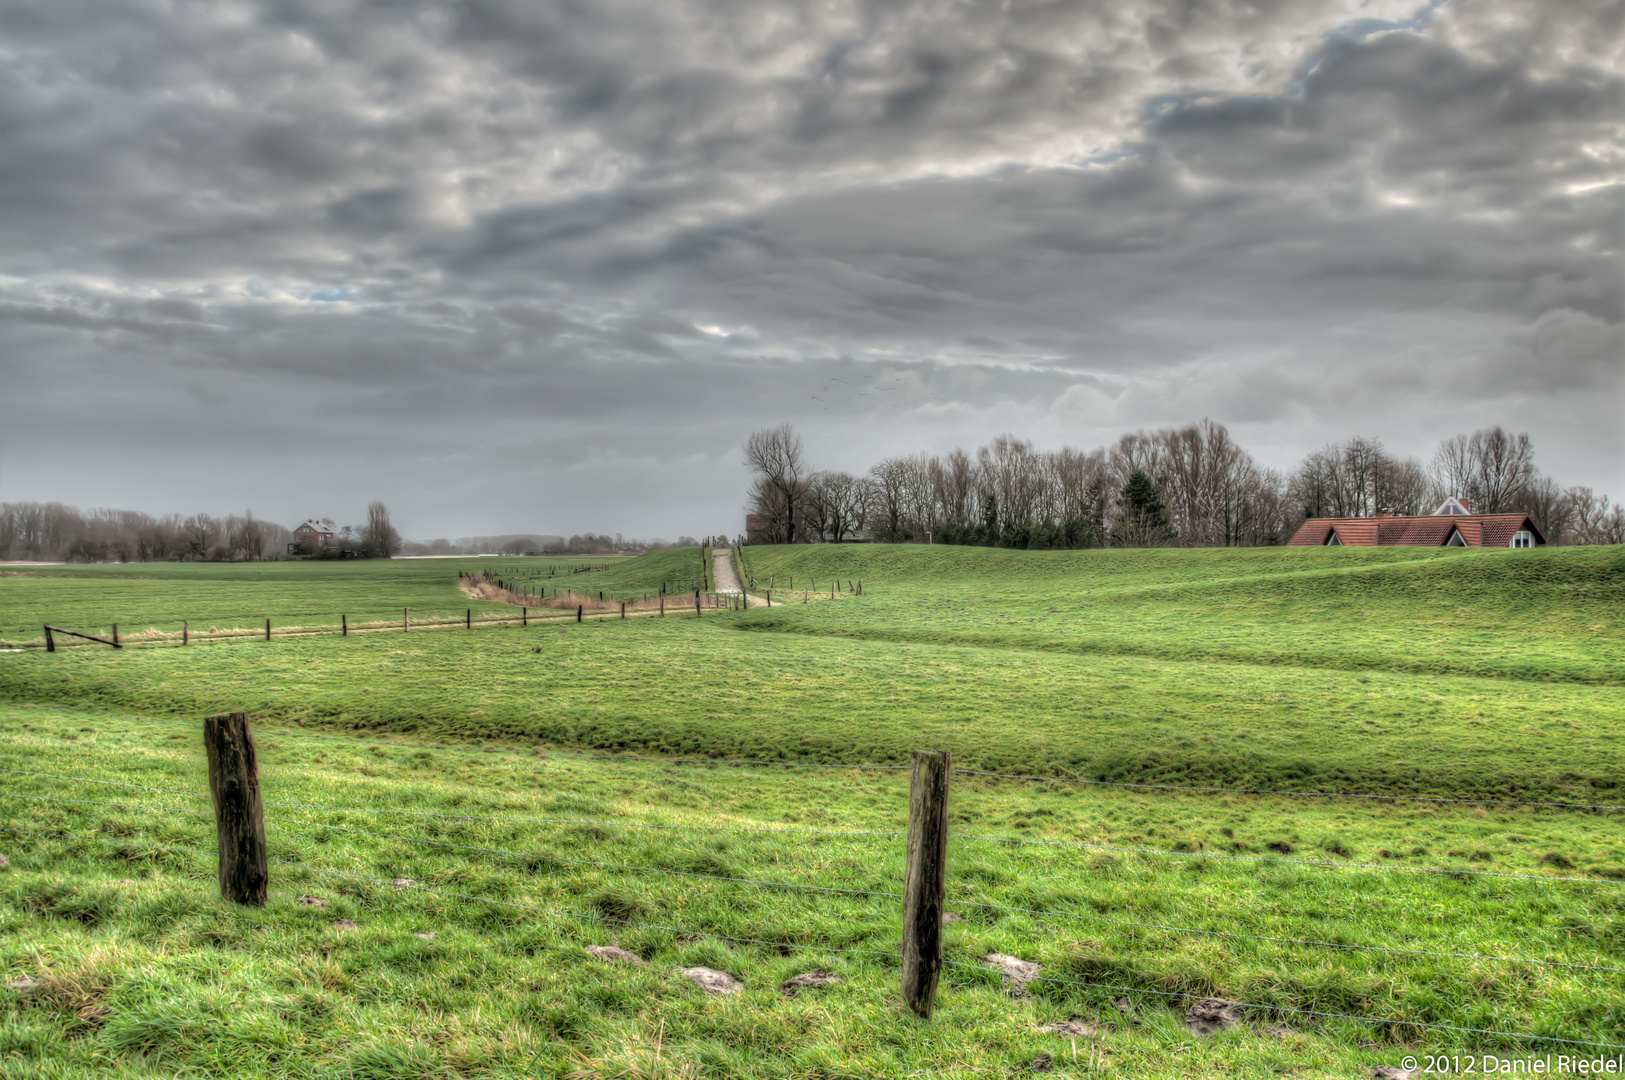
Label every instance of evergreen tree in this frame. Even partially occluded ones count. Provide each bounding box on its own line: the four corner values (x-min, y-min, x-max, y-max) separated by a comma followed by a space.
1115, 470, 1175, 547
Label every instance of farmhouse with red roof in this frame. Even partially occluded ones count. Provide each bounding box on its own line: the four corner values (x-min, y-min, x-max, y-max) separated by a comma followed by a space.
1287, 498, 1546, 549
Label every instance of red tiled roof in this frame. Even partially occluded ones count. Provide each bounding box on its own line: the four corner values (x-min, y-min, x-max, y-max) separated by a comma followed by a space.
1287, 513, 1544, 547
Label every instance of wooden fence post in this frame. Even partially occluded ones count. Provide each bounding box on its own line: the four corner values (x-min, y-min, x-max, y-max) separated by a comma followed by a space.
467, 608, 472, 629
342, 614, 347, 636
621, 602, 626, 619
183, 620, 189, 646
404, 607, 410, 632
44, 625, 55, 652
766, 591, 771, 607
901, 749, 951, 1019
264, 619, 270, 641
522, 607, 527, 627
112, 624, 119, 646
577, 605, 582, 623
204, 712, 268, 906
660, 595, 665, 617
695, 591, 701, 616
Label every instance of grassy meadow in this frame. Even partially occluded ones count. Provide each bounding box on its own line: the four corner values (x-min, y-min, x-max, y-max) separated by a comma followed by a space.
1, 543, 1622, 1076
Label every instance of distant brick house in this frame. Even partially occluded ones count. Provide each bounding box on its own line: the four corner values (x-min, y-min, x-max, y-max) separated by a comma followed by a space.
1288, 498, 1545, 549
289, 519, 336, 554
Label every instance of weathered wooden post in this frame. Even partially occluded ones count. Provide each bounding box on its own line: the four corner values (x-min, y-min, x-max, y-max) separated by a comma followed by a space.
467, 608, 472, 629
44, 625, 55, 653
660, 595, 665, 617
695, 591, 701, 616
902, 749, 951, 1019
522, 607, 527, 627
204, 712, 268, 906
621, 601, 626, 619
183, 619, 189, 645
404, 607, 410, 632
766, 591, 771, 607
112, 624, 119, 646
264, 618, 271, 641
342, 614, 347, 636
577, 605, 583, 623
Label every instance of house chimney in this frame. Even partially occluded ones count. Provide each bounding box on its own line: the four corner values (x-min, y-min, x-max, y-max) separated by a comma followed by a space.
1459, 497, 1469, 511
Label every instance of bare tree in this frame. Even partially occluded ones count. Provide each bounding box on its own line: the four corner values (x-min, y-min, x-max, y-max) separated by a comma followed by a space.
364, 501, 402, 558
934, 448, 978, 528
1561, 487, 1625, 545
867, 457, 910, 542
1519, 473, 1569, 544
744, 425, 808, 544
1468, 427, 1536, 513
1429, 428, 1535, 513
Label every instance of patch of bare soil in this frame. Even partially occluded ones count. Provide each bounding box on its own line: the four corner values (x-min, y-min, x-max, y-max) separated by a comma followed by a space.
586, 945, 645, 964
982, 953, 1042, 997
331, 919, 359, 931
779, 970, 838, 997
1040, 1018, 1107, 1037
1183, 998, 1244, 1037
296, 895, 328, 908
679, 967, 742, 995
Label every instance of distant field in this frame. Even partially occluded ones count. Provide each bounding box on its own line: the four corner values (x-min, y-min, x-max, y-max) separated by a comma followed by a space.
2, 543, 1622, 1074
0, 554, 631, 646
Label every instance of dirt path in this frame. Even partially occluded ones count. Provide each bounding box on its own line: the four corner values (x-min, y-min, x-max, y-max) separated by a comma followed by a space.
711, 547, 744, 598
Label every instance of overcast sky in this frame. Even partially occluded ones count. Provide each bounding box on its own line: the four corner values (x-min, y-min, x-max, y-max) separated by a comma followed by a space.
3, 0, 1620, 541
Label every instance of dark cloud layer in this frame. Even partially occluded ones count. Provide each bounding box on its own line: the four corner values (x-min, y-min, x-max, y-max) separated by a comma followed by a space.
2, 0, 1619, 538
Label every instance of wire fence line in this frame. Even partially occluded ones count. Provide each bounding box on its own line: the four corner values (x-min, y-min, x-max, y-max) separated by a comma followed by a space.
5, 787, 1622, 976
0, 768, 904, 841
951, 832, 1623, 886
266, 815, 904, 903
951, 768, 1625, 813
13, 705, 1622, 811
939, 960, 1625, 1053
0, 826, 897, 964
2, 822, 1617, 1054
7, 764, 1618, 887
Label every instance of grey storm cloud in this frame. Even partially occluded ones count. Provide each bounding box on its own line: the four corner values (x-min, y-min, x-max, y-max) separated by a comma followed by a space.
1, 0, 1620, 539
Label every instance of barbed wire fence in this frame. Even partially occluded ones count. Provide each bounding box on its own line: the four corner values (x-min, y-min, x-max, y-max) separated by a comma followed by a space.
1, 712, 1622, 1054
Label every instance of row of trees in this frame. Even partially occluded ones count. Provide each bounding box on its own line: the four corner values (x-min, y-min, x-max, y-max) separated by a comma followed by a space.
1, 501, 402, 562
744, 423, 1623, 548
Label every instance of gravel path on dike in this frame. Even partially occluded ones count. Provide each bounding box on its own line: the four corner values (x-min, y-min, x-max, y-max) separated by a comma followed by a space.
711, 547, 746, 599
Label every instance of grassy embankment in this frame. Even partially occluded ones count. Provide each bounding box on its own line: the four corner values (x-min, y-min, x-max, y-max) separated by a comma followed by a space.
1, 544, 1622, 1076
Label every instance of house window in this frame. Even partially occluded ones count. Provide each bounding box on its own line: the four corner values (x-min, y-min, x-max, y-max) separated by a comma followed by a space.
1510, 530, 1534, 548
1446, 530, 1466, 547
1325, 533, 1342, 546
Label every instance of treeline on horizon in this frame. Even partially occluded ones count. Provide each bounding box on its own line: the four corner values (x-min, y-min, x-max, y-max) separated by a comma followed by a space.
0, 501, 700, 564
0, 501, 405, 564
745, 421, 1625, 549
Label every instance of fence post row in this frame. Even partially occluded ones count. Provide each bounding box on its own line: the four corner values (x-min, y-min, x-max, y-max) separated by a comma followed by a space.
204, 711, 268, 906
902, 749, 951, 1020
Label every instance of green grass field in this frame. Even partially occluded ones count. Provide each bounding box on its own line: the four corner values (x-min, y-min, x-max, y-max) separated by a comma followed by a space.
1, 544, 1622, 1076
